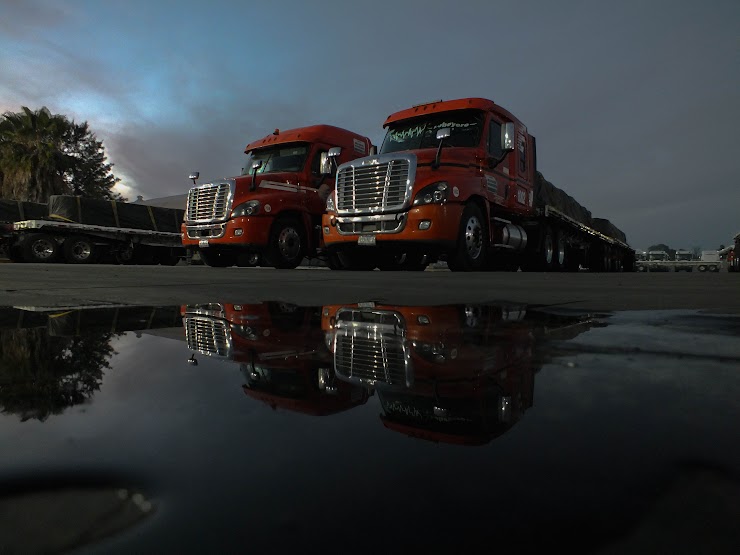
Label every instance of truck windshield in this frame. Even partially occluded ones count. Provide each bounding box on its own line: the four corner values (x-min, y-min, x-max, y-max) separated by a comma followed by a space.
380, 109, 485, 154
242, 144, 309, 175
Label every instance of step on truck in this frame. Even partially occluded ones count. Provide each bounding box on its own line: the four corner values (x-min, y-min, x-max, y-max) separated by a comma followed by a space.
182, 126, 374, 269
322, 98, 635, 272
1, 197, 185, 264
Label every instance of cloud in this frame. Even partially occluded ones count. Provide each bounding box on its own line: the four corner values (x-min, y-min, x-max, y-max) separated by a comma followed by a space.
1, 0, 738, 248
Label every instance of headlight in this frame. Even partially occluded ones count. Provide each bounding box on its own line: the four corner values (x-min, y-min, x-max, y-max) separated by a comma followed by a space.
231, 200, 260, 217
412, 181, 449, 206
326, 191, 336, 212
412, 341, 449, 363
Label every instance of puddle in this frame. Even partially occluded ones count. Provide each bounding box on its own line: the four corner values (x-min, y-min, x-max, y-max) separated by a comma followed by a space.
0, 302, 738, 553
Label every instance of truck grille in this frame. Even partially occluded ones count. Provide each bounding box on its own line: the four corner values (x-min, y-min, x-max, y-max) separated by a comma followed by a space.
335, 153, 416, 215
333, 308, 412, 388
184, 316, 231, 358
186, 180, 234, 223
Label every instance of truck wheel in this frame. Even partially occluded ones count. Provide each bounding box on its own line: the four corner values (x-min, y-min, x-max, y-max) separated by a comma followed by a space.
697, 264, 707, 272
266, 217, 306, 269
63, 236, 100, 264
199, 249, 236, 267
236, 253, 260, 267
377, 252, 428, 271
21, 233, 59, 263
156, 248, 181, 266
448, 203, 487, 271
554, 229, 566, 271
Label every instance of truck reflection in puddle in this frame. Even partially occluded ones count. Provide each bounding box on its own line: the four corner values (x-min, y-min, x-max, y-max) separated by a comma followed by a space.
323, 303, 600, 445
182, 302, 370, 415
0, 305, 182, 422
183, 301, 599, 444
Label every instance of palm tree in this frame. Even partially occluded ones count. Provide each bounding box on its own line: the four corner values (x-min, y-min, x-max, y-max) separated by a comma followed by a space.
0, 106, 73, 202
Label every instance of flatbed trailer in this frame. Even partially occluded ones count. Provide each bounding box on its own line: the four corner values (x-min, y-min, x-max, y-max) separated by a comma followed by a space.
5, 218, 184, 265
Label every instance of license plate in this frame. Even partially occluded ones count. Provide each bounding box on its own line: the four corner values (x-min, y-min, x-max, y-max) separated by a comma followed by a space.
358, 235, 376, 246
199, 239, 209, 248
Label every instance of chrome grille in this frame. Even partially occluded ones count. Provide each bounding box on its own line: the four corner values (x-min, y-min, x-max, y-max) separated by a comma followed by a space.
335, 153, 416, 215
184, 316, 231, 358
333, 309, 412, 388
186, 180, 234, 223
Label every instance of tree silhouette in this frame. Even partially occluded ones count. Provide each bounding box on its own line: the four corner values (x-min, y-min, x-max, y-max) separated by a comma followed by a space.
0, 107, 123, 202
0, 328, 117, 422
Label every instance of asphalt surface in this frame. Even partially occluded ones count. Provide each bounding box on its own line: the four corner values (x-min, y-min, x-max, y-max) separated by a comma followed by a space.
0, 263, 738, 312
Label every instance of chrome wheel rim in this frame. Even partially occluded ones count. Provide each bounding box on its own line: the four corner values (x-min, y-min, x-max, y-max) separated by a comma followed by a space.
32, 239, 55, 260
464, 216, 483, 260
71, 241, 91, 261
543, 234, 554, 265
278, 227, 301, 260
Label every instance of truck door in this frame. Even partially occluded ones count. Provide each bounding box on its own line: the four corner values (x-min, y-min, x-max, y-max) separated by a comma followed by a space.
483, 118, 508, 206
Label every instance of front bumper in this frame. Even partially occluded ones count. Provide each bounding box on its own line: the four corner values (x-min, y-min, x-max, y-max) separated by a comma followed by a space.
181, 216, 271, 248
321, 204, 462, 250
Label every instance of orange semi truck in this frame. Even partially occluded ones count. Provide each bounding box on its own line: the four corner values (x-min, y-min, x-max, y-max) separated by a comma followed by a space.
322, 302, 596, 445
322, 98, 634, 272
182, 125, 373, 268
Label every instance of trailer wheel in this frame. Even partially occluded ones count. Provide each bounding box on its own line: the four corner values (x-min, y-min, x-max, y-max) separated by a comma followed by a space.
448, 203, 487, 271
21, 233, 59, 263
554, 229, 566, 271
199, 249, 236, 267
265, 217, 306, 269
63, 236, 100, 264
697, 264, 707, 272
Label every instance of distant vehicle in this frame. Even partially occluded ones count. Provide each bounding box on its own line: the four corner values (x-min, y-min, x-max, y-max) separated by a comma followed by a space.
674, 249, 694, 272
697, 250, 720, 272
641, 250, 670, 272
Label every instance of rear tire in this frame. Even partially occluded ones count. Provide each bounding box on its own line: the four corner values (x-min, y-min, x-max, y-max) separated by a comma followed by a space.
21, 233, 59, 263
63, 236, 100, 264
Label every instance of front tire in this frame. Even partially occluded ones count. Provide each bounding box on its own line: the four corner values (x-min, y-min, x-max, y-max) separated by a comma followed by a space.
448, 203, 488, 272
266, 218, 306, 269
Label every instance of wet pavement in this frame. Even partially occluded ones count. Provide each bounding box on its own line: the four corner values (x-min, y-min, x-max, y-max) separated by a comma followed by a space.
0, 302, 738, 553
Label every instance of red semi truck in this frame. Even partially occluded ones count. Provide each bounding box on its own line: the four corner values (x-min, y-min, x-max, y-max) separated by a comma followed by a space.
322, 98, 634, 271
182, 125, 374, 268
181, 302, 370, 415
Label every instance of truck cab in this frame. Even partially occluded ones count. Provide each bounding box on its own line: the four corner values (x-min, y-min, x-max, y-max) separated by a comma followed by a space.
674, 249, 694, 272
182, 126, 373, 268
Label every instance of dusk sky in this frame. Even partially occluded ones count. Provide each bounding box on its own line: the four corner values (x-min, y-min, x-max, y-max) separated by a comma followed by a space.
1, 0, 737, 250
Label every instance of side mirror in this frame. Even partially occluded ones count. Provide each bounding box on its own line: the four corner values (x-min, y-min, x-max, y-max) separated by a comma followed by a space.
327, 146, 342, 158
320, 152, 332, 175
369, 145, 378, 155
436, 128, 451, 141
189, 172, 199, 185
251, 160, 263, 172
501, 122, 515, 152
